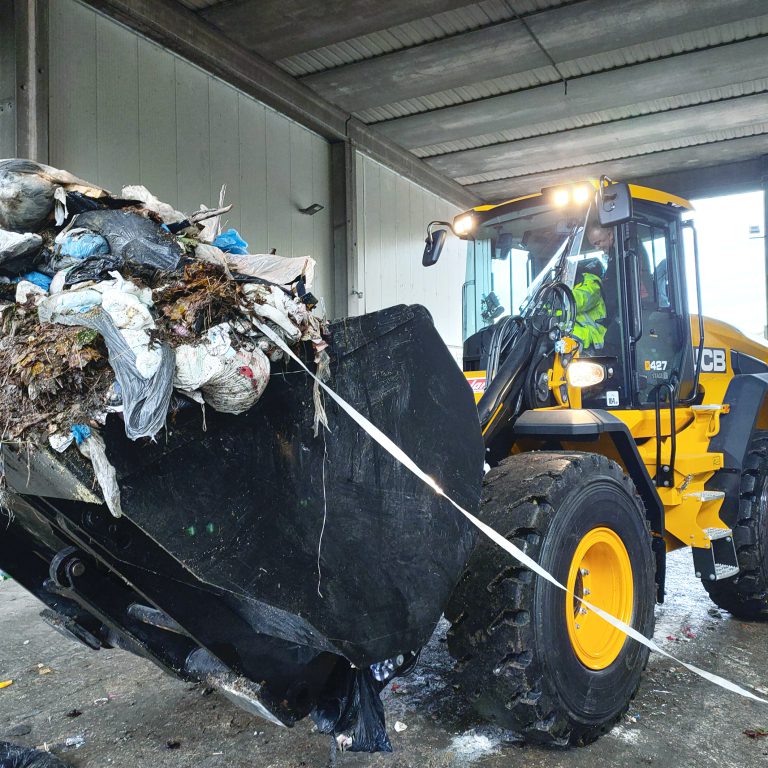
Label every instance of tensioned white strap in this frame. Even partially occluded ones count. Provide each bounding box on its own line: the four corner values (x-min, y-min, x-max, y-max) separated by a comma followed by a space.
254, 320, 767, 705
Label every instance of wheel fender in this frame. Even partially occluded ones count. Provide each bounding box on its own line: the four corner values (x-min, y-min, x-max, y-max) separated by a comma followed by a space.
708, 373, 768, 471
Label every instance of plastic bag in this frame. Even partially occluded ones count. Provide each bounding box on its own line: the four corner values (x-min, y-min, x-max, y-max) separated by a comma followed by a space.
227, 253, 316, 290
310, 667, 392, 754
0, 158, 108, 232
63, 256, 122, 286
15, 280, 47, 305
213, 227, 248, 255
42, 303, 173, 440
0, 742, 71, 767
0, 230, 43, 275
56, 227, 109, 260
14, 272, 51, 290
174, 324, 269, 415
77, 430, 122, 518
120, 185, 185, 225
73, 209, 182, 272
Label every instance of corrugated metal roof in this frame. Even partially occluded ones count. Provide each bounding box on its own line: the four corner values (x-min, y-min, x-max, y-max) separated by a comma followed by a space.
413, 78, 768, 158
177, 0, 224, 9
353, 14, 768, 123
276, 0, 571, 77
455, 121, 768, 185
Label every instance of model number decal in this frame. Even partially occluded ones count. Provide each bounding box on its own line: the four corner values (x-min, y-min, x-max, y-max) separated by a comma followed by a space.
644, 360, 668, 371
696, 347, 727, 373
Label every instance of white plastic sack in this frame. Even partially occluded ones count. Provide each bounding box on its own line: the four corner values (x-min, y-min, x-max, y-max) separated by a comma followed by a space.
0, 229, 42, 270
120, 184, 186, 225
226, 253, 316, 290
174, 323, 270, 415
77, 431, 123, 518
38, 287, 103, 323
15, 279, 47, 305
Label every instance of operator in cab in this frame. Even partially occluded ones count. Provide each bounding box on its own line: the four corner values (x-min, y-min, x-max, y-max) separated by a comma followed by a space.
572, 257, 607, 351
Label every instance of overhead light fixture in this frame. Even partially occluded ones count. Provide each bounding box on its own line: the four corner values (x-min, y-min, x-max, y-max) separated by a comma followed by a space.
299, 203, 324, 215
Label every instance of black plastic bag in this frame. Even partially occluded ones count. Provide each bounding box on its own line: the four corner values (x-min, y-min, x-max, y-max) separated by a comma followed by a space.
74, 209, 182, 272
311, 665, 392, 753
64, 256, 123, 286
0, 743, 70, 768
65, 190, 141, 217
0, 231, 43, 276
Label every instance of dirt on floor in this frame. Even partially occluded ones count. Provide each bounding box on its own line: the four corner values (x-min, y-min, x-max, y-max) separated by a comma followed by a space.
1, 549, 767, 768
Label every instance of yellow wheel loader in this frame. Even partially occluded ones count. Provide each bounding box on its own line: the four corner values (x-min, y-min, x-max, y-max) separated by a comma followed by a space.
424, 178, 768, 745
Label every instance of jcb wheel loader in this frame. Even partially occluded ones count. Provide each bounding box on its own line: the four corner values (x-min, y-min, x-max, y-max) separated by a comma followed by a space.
424, 178, 768, 746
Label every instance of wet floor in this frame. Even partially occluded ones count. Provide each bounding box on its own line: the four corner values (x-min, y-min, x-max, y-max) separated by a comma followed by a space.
1, 549, 767, 768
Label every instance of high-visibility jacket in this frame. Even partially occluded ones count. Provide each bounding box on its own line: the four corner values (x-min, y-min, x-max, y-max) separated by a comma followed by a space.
572, 272, 607, 350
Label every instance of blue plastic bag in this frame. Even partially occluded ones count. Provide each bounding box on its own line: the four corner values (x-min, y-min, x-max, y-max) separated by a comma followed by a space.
70, 424, 92, 445
13, 271, 52, 290
58, 229, 110, 260
213, 228, 248, 255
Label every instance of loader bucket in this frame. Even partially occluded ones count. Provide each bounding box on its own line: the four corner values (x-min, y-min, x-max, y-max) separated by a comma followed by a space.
1, 304, 484, 728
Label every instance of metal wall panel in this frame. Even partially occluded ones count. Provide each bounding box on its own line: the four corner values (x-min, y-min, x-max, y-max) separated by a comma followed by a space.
47, 0, 333, 306
356, 153, 464, 355
0, 0, 15, 157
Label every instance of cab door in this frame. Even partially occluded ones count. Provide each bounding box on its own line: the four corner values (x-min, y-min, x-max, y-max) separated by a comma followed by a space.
623, 205, 695, 407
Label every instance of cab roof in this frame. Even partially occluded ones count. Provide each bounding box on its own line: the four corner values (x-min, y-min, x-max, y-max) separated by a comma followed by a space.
469, 181, 693, 215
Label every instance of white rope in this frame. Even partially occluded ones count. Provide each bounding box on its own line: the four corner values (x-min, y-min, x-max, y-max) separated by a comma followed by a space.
254, 320, 768, 706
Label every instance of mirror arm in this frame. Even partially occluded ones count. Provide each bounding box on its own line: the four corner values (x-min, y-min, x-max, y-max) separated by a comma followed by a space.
426, 220, 453, 241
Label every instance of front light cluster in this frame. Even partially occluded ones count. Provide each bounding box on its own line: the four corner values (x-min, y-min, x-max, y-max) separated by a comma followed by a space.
566, 360, 605, 388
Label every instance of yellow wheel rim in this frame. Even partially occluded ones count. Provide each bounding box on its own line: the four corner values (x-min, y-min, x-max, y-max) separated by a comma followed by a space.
565, 527, 634, 670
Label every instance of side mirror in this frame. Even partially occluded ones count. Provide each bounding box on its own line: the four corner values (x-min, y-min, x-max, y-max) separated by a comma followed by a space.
422, 228, 448, 267
595, 177, 633, 226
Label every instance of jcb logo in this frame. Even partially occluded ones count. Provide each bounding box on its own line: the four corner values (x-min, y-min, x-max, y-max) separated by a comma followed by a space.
697, 347, 727, 373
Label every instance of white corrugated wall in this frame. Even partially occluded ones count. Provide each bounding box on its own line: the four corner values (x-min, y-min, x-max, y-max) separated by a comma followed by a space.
47, 0, 334, 308
28, 0, 469, 353
355, 153, 466, 358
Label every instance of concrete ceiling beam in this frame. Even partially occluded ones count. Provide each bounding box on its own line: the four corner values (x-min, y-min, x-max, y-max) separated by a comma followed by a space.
199, 0, 472, 61
376, 35, 768, 150
427, 92, 768, 180
301, 0, 767, 113
465, 134, 768, 201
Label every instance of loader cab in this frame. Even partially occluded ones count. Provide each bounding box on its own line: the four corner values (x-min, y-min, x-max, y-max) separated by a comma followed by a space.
456, 183, 697, 414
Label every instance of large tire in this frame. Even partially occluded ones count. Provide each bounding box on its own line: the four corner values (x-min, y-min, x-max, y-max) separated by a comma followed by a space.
445, 452, 655, 746
704, 431, 768, 619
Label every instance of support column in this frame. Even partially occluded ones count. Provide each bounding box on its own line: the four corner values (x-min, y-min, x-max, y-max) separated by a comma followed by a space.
0, 1, 16, 158
14, 0, 48, 162
763, 155, 768, 339
331, 140, 362, 319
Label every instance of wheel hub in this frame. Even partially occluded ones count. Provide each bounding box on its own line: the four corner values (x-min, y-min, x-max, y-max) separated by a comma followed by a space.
566, 527, 634, 670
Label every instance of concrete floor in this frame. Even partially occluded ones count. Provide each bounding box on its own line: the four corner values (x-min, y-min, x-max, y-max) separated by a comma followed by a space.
1, 550, 767, 768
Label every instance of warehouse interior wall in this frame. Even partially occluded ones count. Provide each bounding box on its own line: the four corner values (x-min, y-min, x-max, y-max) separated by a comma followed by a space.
0, 1, 15, 158
4, 0, 470, 353
45, 0, 334, 309
355, 153, 465, 357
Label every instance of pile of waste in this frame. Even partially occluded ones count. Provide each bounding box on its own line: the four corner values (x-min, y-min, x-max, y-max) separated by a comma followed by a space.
0, 158, 326, 516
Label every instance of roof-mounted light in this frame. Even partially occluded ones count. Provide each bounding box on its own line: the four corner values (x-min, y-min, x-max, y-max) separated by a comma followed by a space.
452, 213, 476, 237
543, 182, 594, 208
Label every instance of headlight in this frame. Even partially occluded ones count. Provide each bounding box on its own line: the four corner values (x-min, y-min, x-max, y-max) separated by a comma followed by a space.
566, 360, 605, 388
553, 188, 570, 207
452, 214, 475, 236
